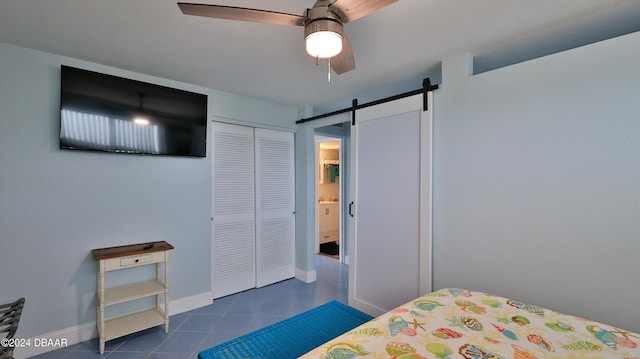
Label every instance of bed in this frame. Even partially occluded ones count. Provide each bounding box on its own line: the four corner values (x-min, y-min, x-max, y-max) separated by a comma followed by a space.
299, 288, 639, 358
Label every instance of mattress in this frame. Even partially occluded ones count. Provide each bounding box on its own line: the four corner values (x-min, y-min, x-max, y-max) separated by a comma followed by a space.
298, 288, 640, 358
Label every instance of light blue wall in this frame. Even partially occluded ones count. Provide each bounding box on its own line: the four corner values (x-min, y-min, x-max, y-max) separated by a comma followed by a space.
0, 43, 296, 343
210, 89, 297, 131
294, 124, 317, 279
433, 32, 640, 333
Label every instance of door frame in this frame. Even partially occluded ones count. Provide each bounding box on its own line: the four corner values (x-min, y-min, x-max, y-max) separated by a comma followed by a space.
296, 112, 351, 284
314, 135, 344, 263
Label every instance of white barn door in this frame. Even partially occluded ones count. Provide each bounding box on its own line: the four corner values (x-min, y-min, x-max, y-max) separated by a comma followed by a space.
349, 93, 433, 316
211, 122, 256, 298
255, 128, 295, 287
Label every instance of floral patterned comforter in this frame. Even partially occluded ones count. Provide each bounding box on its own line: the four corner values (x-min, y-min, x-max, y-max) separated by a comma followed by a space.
298, 288, 640, 359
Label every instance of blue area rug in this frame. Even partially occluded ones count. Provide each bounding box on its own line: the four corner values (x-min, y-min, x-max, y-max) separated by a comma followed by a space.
198, 300, 372, 359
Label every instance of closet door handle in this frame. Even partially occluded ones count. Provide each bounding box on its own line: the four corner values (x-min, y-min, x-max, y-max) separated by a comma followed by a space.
349, 201, 354, 217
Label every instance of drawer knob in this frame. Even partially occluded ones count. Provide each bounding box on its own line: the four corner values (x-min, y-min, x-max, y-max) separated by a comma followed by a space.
135, 259, 139, 263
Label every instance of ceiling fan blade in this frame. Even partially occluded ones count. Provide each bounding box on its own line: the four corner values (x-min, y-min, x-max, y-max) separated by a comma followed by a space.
330, 0, 397, 23
331, 34, 355, 74
178, 3, 305, 26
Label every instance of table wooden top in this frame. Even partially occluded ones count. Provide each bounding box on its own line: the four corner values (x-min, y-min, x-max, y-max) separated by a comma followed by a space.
91, 241, 174, 260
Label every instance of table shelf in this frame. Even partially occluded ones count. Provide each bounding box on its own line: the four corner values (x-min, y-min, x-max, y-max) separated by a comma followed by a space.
102, 308, 166, 341
100, 279, 166, 306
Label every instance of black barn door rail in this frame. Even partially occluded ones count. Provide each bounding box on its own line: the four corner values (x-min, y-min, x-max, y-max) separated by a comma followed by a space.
296, 77, 438, 125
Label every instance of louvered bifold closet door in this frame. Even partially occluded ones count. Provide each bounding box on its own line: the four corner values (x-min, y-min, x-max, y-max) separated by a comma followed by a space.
254, 128, 295, 287
211, 122, 256, 298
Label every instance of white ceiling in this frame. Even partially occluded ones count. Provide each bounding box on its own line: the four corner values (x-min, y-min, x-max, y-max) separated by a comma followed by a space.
1, 0, 639, 115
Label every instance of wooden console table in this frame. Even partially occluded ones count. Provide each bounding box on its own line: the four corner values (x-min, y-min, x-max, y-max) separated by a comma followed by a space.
91, 241, 174, 354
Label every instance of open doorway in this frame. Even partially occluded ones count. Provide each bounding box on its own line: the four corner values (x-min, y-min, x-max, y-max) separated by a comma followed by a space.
315, 136, 342, 261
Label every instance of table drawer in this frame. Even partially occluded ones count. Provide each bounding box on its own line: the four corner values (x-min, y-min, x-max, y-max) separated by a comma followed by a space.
103, 252, 164, 271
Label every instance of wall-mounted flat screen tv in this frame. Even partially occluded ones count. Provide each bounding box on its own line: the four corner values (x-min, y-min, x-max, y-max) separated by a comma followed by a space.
60, 65, 207, 157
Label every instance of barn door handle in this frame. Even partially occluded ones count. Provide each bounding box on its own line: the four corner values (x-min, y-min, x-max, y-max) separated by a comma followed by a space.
349, 201, 354, 217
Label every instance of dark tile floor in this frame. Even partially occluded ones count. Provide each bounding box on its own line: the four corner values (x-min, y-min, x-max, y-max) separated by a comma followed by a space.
31, 255, 347, 358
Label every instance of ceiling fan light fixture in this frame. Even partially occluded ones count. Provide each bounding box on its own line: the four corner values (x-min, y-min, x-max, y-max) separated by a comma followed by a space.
306, 30, 342, 58
304, 17, 343, 58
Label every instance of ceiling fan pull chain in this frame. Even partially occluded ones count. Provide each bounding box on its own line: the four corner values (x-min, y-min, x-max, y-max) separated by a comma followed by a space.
328, 57, 331, 82
315, 21, 321, 68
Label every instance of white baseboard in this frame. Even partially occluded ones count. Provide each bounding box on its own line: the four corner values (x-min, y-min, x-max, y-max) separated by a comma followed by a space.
15, 291, 213, 359
349, 297, 386, 318
295, 267, 317, 283
15, 322, 96, 359
169, 290, 214, 316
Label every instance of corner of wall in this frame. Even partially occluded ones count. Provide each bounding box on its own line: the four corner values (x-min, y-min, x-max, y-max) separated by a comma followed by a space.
295, 267, 317, 283
441, 53, 474, 88
298, 105, 314, 119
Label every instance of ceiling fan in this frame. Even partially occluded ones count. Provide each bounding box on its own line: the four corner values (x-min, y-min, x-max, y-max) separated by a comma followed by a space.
177, 0, 397, 76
